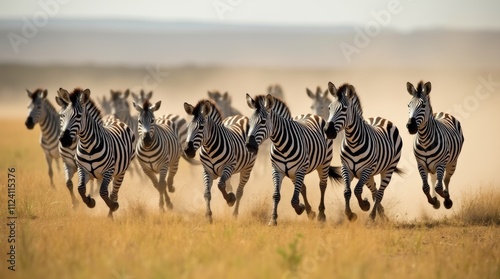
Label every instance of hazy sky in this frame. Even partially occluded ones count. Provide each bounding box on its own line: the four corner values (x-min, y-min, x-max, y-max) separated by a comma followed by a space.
1, 0, 500, 31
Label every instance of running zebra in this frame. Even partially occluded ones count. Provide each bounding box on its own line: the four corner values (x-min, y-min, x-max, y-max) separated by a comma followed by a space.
245, 94, 342, 226
57, 88, 136, 218
324, 82, 403, 221
406, 81, 464, 209
25, 89, 61, 188
207, 91, 242, 118
184, 99, 257, 223
133, 100, 197, 212
306, 86, 331, 120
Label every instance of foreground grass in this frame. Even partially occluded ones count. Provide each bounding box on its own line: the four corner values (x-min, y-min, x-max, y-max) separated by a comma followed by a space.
0, 119, 499, 279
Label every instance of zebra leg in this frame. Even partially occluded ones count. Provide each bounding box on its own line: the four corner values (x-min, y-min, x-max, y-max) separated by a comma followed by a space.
366, 177, 379, 215
269, 168, 284, 226
159, 166, 173, 210
142, 166, 162, 210
232, 167, 252, 218
317, 168, 328, 222
443, 163, 457, 209
369, 170, 395, 221
342, 167, 357, 221
203, 169, 215, 223
291, 172, 306, 216
166, 159, 179, 193
45, 154, 55, 189
108, 173, 125, 219
97, 171, 118, 218
354, 169, 371, 212
299, 183, 317, 220
76, 167, 94, 208
64, 162, 79, 208
434, 165, 446, 198
217, 167, 236, 207
418, 164, 440, 209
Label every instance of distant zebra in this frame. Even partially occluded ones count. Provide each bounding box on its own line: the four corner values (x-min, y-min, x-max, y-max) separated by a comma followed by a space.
131, 90, 153, 105
25, 89, 61, 188
207, 91, 242, 118
58, 88, 136, 218
184, 99, 257, 222
267, 84, 285, 100
96, 95, 112, 115
133, 100, 197, 212
306, 86, 331, 120
406, 81, 464, 209
324, 82, 403, 221
245, 94, 342, 226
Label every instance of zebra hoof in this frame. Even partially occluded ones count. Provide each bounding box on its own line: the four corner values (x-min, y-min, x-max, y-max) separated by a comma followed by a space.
87, 198, 96, 208
308, 211, 317, 220
444, 199, 453, 209
294, 203, 305, 215
347, 212, 357, 222
317, 213, 326, 222
360, 199, 371, 211
168, 186, 176, 193
432, 198, 441, 209
268, 220, 278, 226
166, 202, 173, 210
226, 192, 236, 207
110, 202, 119, 212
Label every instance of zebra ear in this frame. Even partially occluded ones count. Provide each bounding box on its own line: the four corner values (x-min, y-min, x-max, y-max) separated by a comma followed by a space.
328, 82, 337, 97
132, 101, 142, 113
424, 82, 432, 95
201, 101, 212, 117
55, 96, 68, 108
26, 89, 32, 98
316, 86, 322, 94
151, 101, 161, 112
146, 91, 153, 100
58, 88, 71, 103
124, 89, 130, 99
306, 88, 315, 99
40, 89, 48, 99
246, 94, 256, 109
223, 92, 229, 102
267, 85, 273, 94
207, 91, 215, 99
346, 85, 356, 99
131, 92, 139, 103
81, 89, 91, 104
264, 94, 275, 111
406, 82, 417, 96
184, 102, 195, 115
322, 89, 329, 98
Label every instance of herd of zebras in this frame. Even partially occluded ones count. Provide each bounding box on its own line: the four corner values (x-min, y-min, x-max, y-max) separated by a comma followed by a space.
25, 81, 464, 225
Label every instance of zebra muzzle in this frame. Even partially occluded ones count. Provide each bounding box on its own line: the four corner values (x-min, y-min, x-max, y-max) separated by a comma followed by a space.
25, 117, 35, 129
406, 118, 418, 135
184, 141, 196, 158
246, 136, 259, 154
324, 122, 337, 139
59, 129, 73, 148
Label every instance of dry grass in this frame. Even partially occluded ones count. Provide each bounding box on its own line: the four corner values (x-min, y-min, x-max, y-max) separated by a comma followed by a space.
1, 119, 499, 279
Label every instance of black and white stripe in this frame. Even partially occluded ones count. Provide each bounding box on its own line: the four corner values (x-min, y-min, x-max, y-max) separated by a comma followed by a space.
58, 88, 136, 218
245, 94, 342, 226
133, 100, 194, 211
406, 81, 464, 209
324, 82, 403, 221
184, 99, 257, 222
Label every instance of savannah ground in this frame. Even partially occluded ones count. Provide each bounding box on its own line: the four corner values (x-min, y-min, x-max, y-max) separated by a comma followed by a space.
0, 118, 499, 279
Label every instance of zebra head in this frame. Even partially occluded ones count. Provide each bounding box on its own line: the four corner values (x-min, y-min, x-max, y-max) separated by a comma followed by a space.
133, 100, 161, 147
406, 81, 432, 135
245, 94, 273, 154
324, 82, 357, 139
25, 89, 48, 129
96, 95, 112, 115
184, 100, 213, 158
57, 88, 91, 148
131, 89, 153, 105
110, 89, 131, 120
307, 86, 331, 120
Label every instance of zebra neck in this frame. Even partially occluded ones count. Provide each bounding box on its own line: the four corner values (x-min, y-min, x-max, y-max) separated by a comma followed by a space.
39, 103, 59, 141
78, 112, 105, 150
417, 117, 438, 147
201, 118, 224, 153
344, 112, 369, 143
268, 113, 292, 151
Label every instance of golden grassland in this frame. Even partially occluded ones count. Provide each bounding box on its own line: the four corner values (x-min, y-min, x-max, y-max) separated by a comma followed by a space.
0, 119, 499, 279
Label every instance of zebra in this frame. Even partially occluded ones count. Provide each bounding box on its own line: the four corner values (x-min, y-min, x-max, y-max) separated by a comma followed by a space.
133, 99, 198, 212
96, 95, 112, 115
57, 88, 136, 218
207, 91, 242, 118
25, 89, 61, 188
267, 84, 285, 100
245, 94, 342, 226
406, 81, 464, 209
324, 82, 403, 221
131, 89, 153, 105
183, 99, 257, 223
306, 86, 331, 120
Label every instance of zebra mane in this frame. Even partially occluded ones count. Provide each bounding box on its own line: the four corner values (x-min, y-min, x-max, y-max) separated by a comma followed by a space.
416, 81, 433, 113
141, 100, 153, 112
337, 83, 363, 116
193, 99, 223, 124
68, 88, 105, 123
254, 94, 291, 119
28, 89, 45, 100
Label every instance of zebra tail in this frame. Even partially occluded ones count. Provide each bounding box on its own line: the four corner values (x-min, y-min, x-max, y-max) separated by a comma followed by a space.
394, 167, 405, 177
328, 166, 343, 185
181, 153, 201, 165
